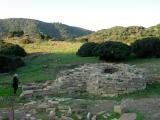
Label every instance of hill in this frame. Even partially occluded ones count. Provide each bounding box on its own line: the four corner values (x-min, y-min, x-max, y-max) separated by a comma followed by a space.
78, 25, 160, 43
0, 18, 93, 40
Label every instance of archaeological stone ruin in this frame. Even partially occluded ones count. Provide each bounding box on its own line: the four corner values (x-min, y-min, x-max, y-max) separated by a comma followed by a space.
21, 63, 146, 97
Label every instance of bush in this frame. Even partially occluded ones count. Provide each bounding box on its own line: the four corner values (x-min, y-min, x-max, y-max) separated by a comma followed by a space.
8, 30, 24, 38
131, 37, 160, 58
0, 55, 25, 73
76, 42, 98, 57
33, 33, 51, 40
97, 41, 131, 61
0, 41, 27, 57
19, 39, 32, 44
77, 38, 89, 42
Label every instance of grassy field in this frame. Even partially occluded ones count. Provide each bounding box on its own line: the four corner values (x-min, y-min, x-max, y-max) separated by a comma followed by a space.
0, 40, 99, 84
0, 40, 99, 107
0, 40, 160, 100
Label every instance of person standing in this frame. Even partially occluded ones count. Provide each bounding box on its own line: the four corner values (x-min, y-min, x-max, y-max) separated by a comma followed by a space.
12, 74, 19, 95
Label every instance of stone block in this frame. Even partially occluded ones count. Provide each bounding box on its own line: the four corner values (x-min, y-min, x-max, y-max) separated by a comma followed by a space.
113, 105, 122, 114
20, 90, 34, 98
119, 113, 137, 120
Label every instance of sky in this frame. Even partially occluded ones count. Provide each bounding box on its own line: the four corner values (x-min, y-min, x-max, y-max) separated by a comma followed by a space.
0, 0, 160, 30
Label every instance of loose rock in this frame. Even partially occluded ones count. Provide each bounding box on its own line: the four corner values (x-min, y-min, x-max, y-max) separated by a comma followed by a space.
119, 113, 137, 120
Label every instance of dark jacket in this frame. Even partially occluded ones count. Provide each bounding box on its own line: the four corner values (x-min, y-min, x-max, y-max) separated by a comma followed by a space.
12, 76, 19, 88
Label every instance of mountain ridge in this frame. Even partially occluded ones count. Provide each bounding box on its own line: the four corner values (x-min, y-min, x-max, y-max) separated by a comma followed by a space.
78, 24, 160, 43
0, 18, 93, 40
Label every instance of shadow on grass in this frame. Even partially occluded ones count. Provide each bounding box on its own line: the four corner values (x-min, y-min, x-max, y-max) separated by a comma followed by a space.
123, 55, 160, 64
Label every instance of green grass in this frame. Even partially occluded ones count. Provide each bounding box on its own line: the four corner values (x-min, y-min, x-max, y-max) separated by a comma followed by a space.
0, 93, 22, 108
71, 113, 80, 120
0, 41, 99, 108
136, 112, 145, 120
0, 53, 98, 83
124, 57, 160, 77
0, 40, 160, 105
0, 87, 22, 97
0, 40, 99, 84
116, 82, 160, 100
107, 112, 121, 120
1, 40, 159, 84
96, 111, 144, 120
1, 56, 159, 100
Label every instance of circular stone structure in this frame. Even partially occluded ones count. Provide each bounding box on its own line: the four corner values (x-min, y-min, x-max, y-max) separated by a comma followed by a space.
86, 63, 146, 96
49, 63, 146, 97
20, 63, 146, 98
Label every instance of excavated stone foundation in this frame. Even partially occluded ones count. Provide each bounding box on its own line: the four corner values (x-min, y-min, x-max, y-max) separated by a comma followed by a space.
49, 63, 146, 96
21, 63, 146, 97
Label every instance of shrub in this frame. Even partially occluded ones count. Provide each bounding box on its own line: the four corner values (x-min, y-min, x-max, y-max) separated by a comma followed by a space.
0, 41, 27, 57
76, 42, 98, 57
92, 43, 101, 56
8, 30, 24, 38
19, 39, 32, 44
33, 33, 51, 40
0, 55, 25, 73
77, 38, 89, 42
97, 41, 131, 61
131, 37, 160, 58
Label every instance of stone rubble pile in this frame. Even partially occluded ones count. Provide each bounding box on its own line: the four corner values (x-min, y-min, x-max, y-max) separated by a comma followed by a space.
17, 99, 138, 120
49, 63, 146, 96
20, 98, 89, 120
21, 63, 146, 97
86, 63, 146, 96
